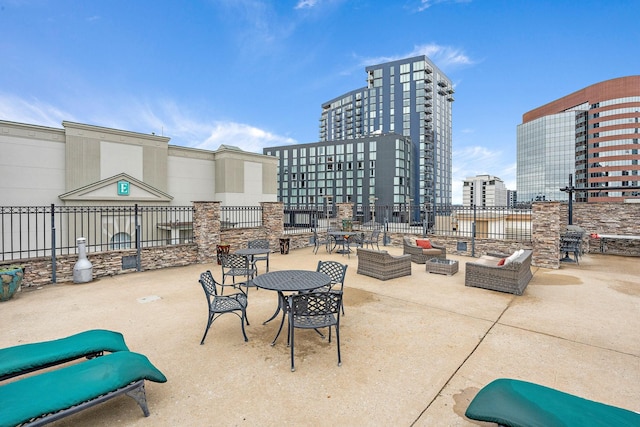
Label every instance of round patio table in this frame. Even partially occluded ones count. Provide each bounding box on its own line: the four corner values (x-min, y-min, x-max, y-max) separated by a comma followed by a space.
253, 270, 331, 345
328, 231, 360, 255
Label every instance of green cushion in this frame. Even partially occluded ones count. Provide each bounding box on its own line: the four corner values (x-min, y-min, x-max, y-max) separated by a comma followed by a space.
0, 329, 129, 379
465, 378, 640, 427
0, 351, 167, 427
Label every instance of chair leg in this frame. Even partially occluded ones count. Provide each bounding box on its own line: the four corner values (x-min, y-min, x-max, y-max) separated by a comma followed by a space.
240, 311, 248, 342
200, 314, 214, 345
289, 317, 296, 372
336, 324, 341, 367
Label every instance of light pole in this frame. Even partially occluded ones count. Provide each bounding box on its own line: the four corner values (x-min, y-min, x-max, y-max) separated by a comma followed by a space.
406, 196, 413, 229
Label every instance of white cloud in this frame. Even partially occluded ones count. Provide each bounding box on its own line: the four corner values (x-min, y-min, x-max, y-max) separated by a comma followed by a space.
295, 0, 320, 9
415, 0, 472, 12
360, 43, 474, 71
0, 93, 296, 154
195, 122, 296, 152
0, 93, 75, 128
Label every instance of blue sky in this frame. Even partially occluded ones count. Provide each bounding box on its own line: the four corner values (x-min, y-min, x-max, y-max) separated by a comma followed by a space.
1, 0, 639, 203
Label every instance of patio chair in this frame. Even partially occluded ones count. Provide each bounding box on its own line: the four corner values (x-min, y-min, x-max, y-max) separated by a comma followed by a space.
198, 270, 249, 344
220, 253, 257, 294
362, 230, 381, 250
313, 230, 330, 254
312, 260, 348, 315
287, 291, 342, 372
248, 239, 270, 273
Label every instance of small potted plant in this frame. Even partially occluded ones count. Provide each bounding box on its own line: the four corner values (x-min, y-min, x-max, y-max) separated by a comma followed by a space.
0, 265, 25, 302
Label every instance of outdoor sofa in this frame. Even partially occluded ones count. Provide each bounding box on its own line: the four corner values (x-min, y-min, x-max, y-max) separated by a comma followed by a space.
402, 236, 446, 264
465, 249, 533, 295
356, 248, 411, 281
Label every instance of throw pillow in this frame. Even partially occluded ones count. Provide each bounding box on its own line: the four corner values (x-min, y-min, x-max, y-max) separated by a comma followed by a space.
416, 239, 433, 249
504, 250, 520, 266
497, 258, 506, 266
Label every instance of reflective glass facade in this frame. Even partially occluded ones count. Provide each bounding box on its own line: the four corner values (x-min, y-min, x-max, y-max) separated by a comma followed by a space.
517, 76, 640, 203
517, 112, 578, 202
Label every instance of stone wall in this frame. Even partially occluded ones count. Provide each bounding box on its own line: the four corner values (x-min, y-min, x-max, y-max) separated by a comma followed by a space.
4, 244, 198, 287
6, 200, 639, 288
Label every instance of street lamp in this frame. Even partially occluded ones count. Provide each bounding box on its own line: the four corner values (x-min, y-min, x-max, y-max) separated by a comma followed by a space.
405, 196, 413, 228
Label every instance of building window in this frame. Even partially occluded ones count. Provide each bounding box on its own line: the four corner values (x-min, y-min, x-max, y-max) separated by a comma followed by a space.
111, 232, 131, 250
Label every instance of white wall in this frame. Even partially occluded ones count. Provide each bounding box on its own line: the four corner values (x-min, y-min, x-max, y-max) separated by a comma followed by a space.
167, 155, 216, 205
0, 134, 66, 205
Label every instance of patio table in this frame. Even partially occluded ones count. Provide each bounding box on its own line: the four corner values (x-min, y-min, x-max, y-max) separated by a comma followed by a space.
328, 231, 360, 255
253, 270, 331, 345
235, 248, 271, 275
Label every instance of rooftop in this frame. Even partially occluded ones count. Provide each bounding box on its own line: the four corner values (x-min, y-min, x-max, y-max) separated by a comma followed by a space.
2, 246, 638, 426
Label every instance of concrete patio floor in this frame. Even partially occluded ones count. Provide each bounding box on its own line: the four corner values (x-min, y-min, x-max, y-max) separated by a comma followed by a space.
1, 246, 639, 426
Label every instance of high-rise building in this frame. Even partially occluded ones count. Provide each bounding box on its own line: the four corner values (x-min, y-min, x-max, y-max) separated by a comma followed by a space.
263, 133, 412, 212
517, 76, 640, 203
462, 175, 507, 207
318, 55, 454, 210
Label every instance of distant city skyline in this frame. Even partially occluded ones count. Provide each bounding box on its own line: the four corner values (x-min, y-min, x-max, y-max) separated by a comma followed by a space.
1, 0, 639, 203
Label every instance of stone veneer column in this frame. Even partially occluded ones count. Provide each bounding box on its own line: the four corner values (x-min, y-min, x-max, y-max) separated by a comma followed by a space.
193, 201, 221, 263
532, 201, 560, 269
262, 202, 284, 246
336, 203, 354, 225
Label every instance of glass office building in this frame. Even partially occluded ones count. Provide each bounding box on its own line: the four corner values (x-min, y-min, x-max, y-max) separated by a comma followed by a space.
517, 76, 640, 203
318, 56, 454, 210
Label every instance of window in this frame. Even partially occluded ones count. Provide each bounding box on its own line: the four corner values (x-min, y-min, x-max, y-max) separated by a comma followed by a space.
111, 232, 131, 250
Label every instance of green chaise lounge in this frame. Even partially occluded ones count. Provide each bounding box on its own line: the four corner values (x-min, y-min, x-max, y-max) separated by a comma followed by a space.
0, 329, 129, 381
0, 351, 167, 426
465, 378, 640, 427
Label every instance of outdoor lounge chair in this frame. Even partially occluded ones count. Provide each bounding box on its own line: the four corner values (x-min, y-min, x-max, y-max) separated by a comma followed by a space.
0, 329, 129, 381
465, 378, 640, 426
0, 351, 167, 426
465, 249, 533, 295
402, 236, 446, 263
356, 248, 411, 281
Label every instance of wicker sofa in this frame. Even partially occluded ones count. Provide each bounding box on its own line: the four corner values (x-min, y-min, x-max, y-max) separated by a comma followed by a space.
402, 237, 447, 264
465, 249, 533, 295
356, 248, 411, 281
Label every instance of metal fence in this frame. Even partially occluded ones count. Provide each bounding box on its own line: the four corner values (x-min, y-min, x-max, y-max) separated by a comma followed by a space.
1, 205, 194, 262
283, 203, 532, 241
220, 206, 263, 230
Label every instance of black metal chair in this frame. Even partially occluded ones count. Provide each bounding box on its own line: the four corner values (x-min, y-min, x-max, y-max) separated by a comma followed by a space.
248, 239, 270, 273
198, 270, 249, 344
362, 230, 381, 250
312, 230, 330, 254
287, 291, 343, 372
220, 253, 257, 294
312, 260, 348, 315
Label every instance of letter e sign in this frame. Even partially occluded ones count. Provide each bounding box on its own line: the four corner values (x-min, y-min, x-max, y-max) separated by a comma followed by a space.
117, 180, 130, 196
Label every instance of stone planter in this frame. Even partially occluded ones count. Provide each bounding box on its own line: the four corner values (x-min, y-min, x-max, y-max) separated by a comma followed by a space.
0, 266, 24, 302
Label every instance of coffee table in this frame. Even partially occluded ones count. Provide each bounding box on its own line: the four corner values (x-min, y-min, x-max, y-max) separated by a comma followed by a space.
426, 258, 458, 276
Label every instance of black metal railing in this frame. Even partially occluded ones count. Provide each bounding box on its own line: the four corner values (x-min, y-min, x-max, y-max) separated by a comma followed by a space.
220, 206, 262, 230
283, 203, 532, 241
1, 205, 194, 261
